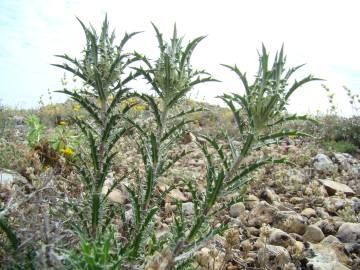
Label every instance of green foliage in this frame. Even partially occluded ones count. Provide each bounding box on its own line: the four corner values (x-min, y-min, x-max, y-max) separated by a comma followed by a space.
24, 114, 81, 161
322, 140, 358, 154
48, 125, 81, 154
135, 23, 218, 111
0, 138, 29, 171
315, 115, 360, 148
0, 214, 37, 269
340, 116, 360, 147
53, 15, 139, 241
0, 105, 13, 139
65, 230, 121, 270
222, 44, 321, 135
25, 115, 44, 147
50, 18, 317, 269
0, 215, 20, 251
104, 23, 217, 266
127, 23, 217, 212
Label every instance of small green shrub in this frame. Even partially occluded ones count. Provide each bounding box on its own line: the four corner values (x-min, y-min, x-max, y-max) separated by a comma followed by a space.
25, 115, 44, 148
322, 140, 358, 154
343, 116, 360, 147
48, 124, 81, 155
65, 230, 120, 270
316, 115, 360, 148
0, 138, 29, 171
0, 106, 13, 139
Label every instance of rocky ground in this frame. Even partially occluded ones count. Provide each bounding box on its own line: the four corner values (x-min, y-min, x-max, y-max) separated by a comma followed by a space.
173, 140, 360, 270
1, 114, 360, 270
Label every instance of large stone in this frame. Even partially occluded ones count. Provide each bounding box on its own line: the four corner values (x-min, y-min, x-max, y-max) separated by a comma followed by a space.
0, 168, 27, 191
350, 197, 360, 212
315, 219, 337, 236
290, 197, 304, 204
168, 188, 188, 202
258, 245, 291, 270
308, 262, 350, 270
334, 153, 360, 175
248, 201, 278, 227
268, 228, 295, 248
103, 187, 127, 204
259, 188, 280, 204
336, 222, 360, 243
301, 208, 317, 218
312, 154, 337, 174
303, 225, 325, 243
13, 115, 25, 125
323, 197, 347, 213
319, 179, 355, 196
287, 168, 306, 184
245, 194, 260, 209
273, 211, 306, 235
315, 207, 331, 219
155, 223, 170, 239
182, 202, 195, 216
344, 242, 360, 256
180, 132, 195, 144
229, 202, 246, 218
307, 242, 351, 270
321, 235, 341, 245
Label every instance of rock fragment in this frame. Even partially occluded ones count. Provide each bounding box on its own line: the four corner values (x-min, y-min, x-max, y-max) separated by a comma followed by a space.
303, 225, 325, 243
229, 202, 246, 218
258, 245, 291, 270
319, 179, 355, 196
336, 222, 360, 243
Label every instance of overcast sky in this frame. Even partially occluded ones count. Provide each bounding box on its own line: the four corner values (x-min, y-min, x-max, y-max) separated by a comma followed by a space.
1, 0, 359, 115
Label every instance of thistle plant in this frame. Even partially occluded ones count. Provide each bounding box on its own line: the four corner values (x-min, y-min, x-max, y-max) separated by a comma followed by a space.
49, 17, 319, 269
53, 16, 139, 239
108, 24, 219, 266
149, 45, 321, 268
218, 45, 321, 184
222, 45, 321, 135
128, 23, 217, 210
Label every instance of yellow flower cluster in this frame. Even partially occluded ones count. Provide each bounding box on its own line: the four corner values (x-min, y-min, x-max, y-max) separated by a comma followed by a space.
73, 104, 81, 112
60, 147, 74, 156
59, 120, 67, 126
132, 104, 147, 112
119, 97, 147, 112
125, 97, 137, 106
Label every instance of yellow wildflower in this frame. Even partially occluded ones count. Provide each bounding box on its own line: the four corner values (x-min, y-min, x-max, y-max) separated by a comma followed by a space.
60, 147, 74, 156
126, 97, 137, 106
132, 104, 147, 112
59, 120, 67, 126
73, 104, 81, 112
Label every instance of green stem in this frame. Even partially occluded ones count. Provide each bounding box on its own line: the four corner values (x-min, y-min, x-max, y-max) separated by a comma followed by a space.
91, 97, 109, 239
144, 106, 168, 210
